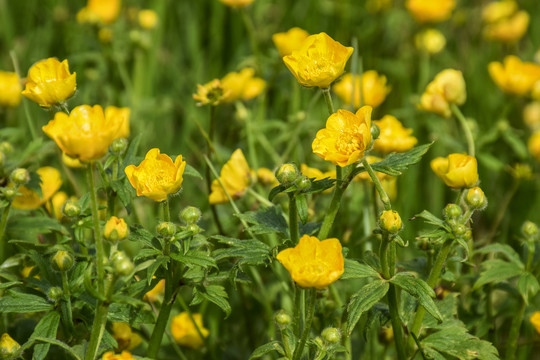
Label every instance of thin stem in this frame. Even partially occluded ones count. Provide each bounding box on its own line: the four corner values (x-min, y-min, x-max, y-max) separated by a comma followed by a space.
205, 106, 225, 235
505, 299, 525, 360
450, 104, 475, 157
292, 288, 317, 360
0, 202, 12, 263
60, 270, 74, 335
10, 50, 37, 140
288, 192, 299, 244
362, 159, 391, 211
321, 88, 335, 115
247, 187, 273, 207
87, 162, 104, 294
240, 7, 261, 71
318, 166, 347, 239
387, 284, 407, 360
85, 275, 115, 360
162, 199, 170, 222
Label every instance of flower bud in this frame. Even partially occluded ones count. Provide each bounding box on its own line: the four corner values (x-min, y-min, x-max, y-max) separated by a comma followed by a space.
443, 203, 462, 220
186, 224, 200, 235
314, 336, 324, 348
112, 251, 134, 276
435, 286, 451, 300
62, 200, 81, 217
0, 142, 13, 155
295, 175, 311, 191
51, 250, 74, 272
180, 206, 202, 225
104, 216, 129, 242
379, 210, 402, 234
276, 163, 299, 184
274, 310, 292, 329
465, 187, 487, 209
157, 221, 176, 237
452, 223, 467, 237
371, 123, 381, 141
321, 327, 341, 344
47, 286, 63, 302
463, 230, 472, 242
0, 333, 20, 358
3, 188, 17, 201
378, 327, 393, 344
522, 221, 539, 238
416, 237, 431, 251
10, 168, 30, 186
110, 138, 128, 155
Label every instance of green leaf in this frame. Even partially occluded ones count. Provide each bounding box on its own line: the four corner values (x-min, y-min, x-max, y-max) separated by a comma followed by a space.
133, 248, 161, 261
236, 206, 288, 236
7, 215, 67, 238
128, 225, 156, 248
213, 236, 271, 266
108, 303, 155, 325
121, 133, 142, 167
303, 177, 336, 195
191, 285, 231, 317
341, 259, 380, 280
0, 281, 22, 289
110, 179, 134, 208
146, 256, 169, 284
295, 194, 308, 224
473, 259, 523, 290
269, 184, 288, 202
170, 251, 217, 269
390, 272, 442, 322
518, 272, 540, 302
0, 291, 53, 313
184, 163, 203, 179
249, 341, 285, 359
412, 210, 448, 229
501, 128, 528, 160
474, 244, 524, 269
370, 143, 432, 176
30, 311, 60, 360
346, 280, 389, 335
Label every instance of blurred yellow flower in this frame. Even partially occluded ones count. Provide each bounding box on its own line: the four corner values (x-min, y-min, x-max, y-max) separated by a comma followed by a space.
256, 167, 278, 187
104, 216, 129, 241
78, 0, 121, 25
218, 0, 254, 8
43, 105, 128, 162
366, 0, 393, 13
111, 322, 142, 351
415, 29, 446, 54
12, 166, 62, 210
144, 279, 165, 302
354, 156, 390, 182
193, 79, 228, 106
0, 71, 21, 107
333, 71, 390, 109
171, 312, 209, 349
45, 191, 72, 220
0, 333, 20, 357
484, 11, 529, 43
419, 69, 466, 118
283, 32, 354, 88
528, 131, 540, 162
62, 152, 84, 168
430, 153, 478, 188
125, 148, 186, 202
489, 55, 540, 96
221, 68, 265, 102
312, 106, 372, 167
530, 312, 540, 334
300, 164, 336, 181
22, 58, 76, 108
101, 351, 134, 360
138, 9, 158, 29
209, 149, 252, 205
373, 115, 417, 153
405, 0, 455, 23
272, 27, 310, 57
482, 0, 517, 23
524, 102, 540, 130
276, 234, 344, 289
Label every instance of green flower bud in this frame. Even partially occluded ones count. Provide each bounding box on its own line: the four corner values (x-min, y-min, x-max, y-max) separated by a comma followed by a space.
274, 310, 291, 328
465, 187, 487, 210
110, 138, 128, 155
10, 168, 29, 186
416, 237, 431, 251
47, 286, 63, 302
314, 336, 324, 348
321, 327, 341, 344
452, 224, 467, 237
371, 123, 380, 141
112, 251, 134, 276
295, 175, 311, 191
157, 222, 176, 237
0, 333, 20, 358
379, 210, 402, 234
62, 200, 81, 218
0, 142, 14, 155
463, 230, 472, 242
443, 203, 462, 220
186, 223, 200, 235
180, 206, 202, 225
3, 188, 17, 201
522, 221, 539, 238
51, 250, 74, 272
275, 163, 299, 184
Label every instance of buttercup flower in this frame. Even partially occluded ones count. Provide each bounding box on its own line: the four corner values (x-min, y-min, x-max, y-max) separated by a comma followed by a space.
283, 32, 354, 88
111, 322, 142, 351
125, 148, 186, 202
218, 0, 254, 8
300, 164, 336, 181
524, 102, 540, 130
272, 27, 310, 57
138, 9, 158, 29
312, 106, 372, 167
193, 79, 228, 106
528, 131, 540, 162
482, 0, 517, 23
22, 58, 76, 108
0, 333, 20, 357
530, 312, 540, 334
43, 105, 128, 161
380, 210, 402, 234
0, 71, 22, 107
488, 55, 540, 96
373, 115, 418, 153
256, 167, 279, 187
415, 29, 446, 54
333, 71, 391, 109
45, 191, 75, 220
101, 351, 134, 360
430, 153, 478, 188
104, 216, 129, 241
405, 0, 456, 23
209, 149, 252, 204
419, 69, 466, 118
221, 68, 265, 102
484, 11, 529, 43
144, 279, 165, 302
171, 312, 210, 349
77, 0, 121, 25
276, 234, 344, 289
12, 167, 62, 210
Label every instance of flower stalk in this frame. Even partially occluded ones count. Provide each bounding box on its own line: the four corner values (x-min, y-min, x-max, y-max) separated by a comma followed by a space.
450, 104, 475, 157
288, 192, 299, 244
292, 288, 316, 360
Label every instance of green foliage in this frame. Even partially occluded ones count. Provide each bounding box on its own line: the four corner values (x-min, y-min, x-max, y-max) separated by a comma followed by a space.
390, 272, 442, 322
30, 311, 60, 360
346, 280, 390, 335
236, 206, 288, 235
0, 291, 53, 313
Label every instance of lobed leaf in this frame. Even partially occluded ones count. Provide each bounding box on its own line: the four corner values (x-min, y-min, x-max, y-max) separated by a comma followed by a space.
341, 259, 380, 280
0, 291, 53, 313
30, 311, 60, 360
390, 272, 442, 322
236, 206, 288, 236
249, 341, 285, 359
346, 280, 389, 335
472, 259, 523, 290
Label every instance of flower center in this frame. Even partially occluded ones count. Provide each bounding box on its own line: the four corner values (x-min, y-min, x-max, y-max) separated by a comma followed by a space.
336, 128, 362, 155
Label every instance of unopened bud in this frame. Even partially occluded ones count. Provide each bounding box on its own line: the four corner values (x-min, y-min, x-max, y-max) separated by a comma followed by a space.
274, 310, 291, 328
522, 221, 539, 238
186, 224, 200, 234
47, 286, 63, 302
3, 188, 17, 200
276, 163, 299, 184
0, 142, 13, 155
463, 230, 472, 241
62, 200, 81, 217
321, 327, 341, 344
104, 216, 129, 242
180, 206, 202, 225
379, 210, 402, 234
110, 138, 128, 155
112, 251, 134, 276
51, 250, 74, 272
371, 124, 380, 141
10, 168, 29, 185
295, 175, 311, 191
0, 333, 21, 358
465, 187, 487, 209
443, 203, 462, 220
157, 222, 176, 237
452, 224, 467, 237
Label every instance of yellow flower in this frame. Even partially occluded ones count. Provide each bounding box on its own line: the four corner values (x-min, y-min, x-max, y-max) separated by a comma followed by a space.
373, 115, 418, 153
0, 71, 21, 107
218, 0, 254, 8
524, 102, 540, 130
283, 32, 354, 88
21, 58, 76, 108
62, 152, 84, 168
138, 9, 158, 29
125, 148, 186, 202
144, 279, 165, 302
256, 167, 279, 187
12, 167, 62, 210
78, 0, 121, 25
45, 191, 70, 220
482, 0, 517, 23
300, 164, 336, 181
272, 27, 310, 57
101, 351, 134, 360
43, 105, 128, 162
221, 68, 265, 102
193, 79, 228, 106
484, 11, 529, 43
530, 312, 540, 334
333, 71, 391, 109
104, 216, 129, 241
415, 29, 446, 54
0, 333, 20, 357
489, 55, 540, 96
171, 312, 209, 349
382, 176, 397, 201
528, 131, 540, 162
354, 156, 389, 182
405, 0, 456, 23
430, 153, 478, 188
111, 322, 142, 351
276, 234, 344, 289
312, 106, 372, 167
209, 149, 252, 205
380, 210, 402, 234
419, 69, 466, 118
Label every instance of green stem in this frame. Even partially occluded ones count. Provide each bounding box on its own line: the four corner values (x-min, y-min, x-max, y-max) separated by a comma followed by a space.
505, 299, 525, 360
60, 270, 74, 335
362, 159, 391, 211
247, 187, 273, 207
205, 106, 225, 235
292, 288, 317, 360
288, 192, 299, 244
280, 329, 293, 359
318, 166, 346, 239
85, 275, 115, 360
10, 50, 37, 140
240, 7, 261, 71
0, 202, 12, 263
87, 162, 104, 294
162, 199, 170, 222
450, 104, 475, 157
321, 88, 335, 115
387, 284, 406, 360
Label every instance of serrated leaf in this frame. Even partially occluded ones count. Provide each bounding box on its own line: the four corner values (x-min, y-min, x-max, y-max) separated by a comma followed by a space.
213, 236, 271, 267
295, 194, 308, 224
341, 259, 380, 280
108, 303, 155, 325
7, 215, 67, 238
170, 251, 217, 269
412, 210, 448, 229
31, 311, 60, 360
518, 272, 540, 302
249, 341, 285, 359
191, 285, 231, 317
474, 244, 523, 269
133, 248, 161, 261
473, 259, 523, 290
121, 133, 142, 167
0, 291, 53, 313
128, 225, 156, 248
110, 179, 134, 208
236, 206, 288, 235
184, 163, 203, 179
363, 303, 390, 340
346, 280, 389, 334
390, 272, 442, 322
370, 143, 432, 176
303, 177, 336, 195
